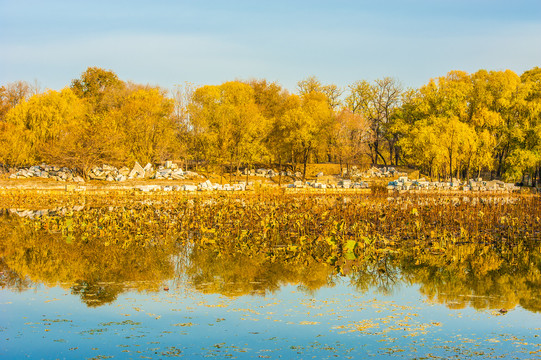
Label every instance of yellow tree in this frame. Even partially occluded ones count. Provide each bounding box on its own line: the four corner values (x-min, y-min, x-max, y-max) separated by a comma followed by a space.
171, 82, 196, 168
110, 88, 178, 165
0, 81, 33, 121
189, 85, 226, 172
399, 119, 443, 180
278, 91, 333, 180
189, 81, 266, 178
221, 82, 267, 177
432, 116, 477, 180
1, 88, 86, 166
70, 67, 125, 113
248, 79, 304, 182
469, 69, 522, 177
401, 70, 498, 178
297, 76, 343, 109
331, 109, 371, 175
503, 67, 541, 183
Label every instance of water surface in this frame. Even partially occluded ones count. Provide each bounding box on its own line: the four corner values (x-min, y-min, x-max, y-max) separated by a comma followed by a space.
1, 196, 540, 359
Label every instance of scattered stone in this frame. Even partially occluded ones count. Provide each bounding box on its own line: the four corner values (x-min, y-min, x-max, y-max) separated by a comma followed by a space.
119, 166, 130, 176
10, 164, 82, 182
387, 177, 519, 192
129, 162, 145, 178
137, 185, 161, 192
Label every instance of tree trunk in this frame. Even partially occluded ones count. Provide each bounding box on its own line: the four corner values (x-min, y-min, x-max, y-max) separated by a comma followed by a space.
449, 149, 453, 182
229, 158, 233, 184
278, 157, 282, 187
377, 151, 387, 166
368, 144, 377, 166
302, 148, 310, 181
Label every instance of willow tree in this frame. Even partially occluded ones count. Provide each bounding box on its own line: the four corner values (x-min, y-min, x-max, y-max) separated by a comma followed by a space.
1, 88, 86, 167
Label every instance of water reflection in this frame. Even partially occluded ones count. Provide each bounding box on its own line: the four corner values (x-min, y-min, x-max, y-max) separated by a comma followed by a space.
1, 204, 540, 313
0, 210, 177, 306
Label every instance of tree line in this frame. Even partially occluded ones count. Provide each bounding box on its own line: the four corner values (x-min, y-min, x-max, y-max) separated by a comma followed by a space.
0, 66, 540, 182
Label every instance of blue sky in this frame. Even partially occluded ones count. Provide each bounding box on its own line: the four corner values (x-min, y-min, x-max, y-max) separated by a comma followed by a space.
1, 0, 540, 93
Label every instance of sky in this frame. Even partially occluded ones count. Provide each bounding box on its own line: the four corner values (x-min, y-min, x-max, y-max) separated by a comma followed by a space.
1, 0, 540, 93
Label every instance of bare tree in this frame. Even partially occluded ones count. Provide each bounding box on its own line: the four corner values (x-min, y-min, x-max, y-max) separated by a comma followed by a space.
346, 78, 402, 166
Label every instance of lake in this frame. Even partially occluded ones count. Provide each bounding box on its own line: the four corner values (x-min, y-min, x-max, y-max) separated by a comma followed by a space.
1, 192, 540, 359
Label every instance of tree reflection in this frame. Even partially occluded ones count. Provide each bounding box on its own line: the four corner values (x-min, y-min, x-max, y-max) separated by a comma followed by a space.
1, 205, 540, 312
0, 211, 178, 306
184, 247, 334, 297
398, 241, 541, 312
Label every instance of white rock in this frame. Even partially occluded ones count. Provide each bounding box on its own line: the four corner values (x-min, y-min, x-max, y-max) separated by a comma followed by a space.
232, 183, 245, 191
137, 185, 160, 192
119, 167, 130, 176
129, 162, 145, 178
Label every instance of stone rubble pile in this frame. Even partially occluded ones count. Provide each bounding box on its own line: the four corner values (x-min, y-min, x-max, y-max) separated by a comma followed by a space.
342, 166, 406, 178
88, 164, 131, 181
8, 161, 202, 182
387, 176, 519, 192
287, 179, 369, 189
136, 180, 250, 192
150, 160, 201, 180
9, 165, 84, 182
243, 168, 313, 179
244, 168, 281, 178
359, 166, 406, 178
